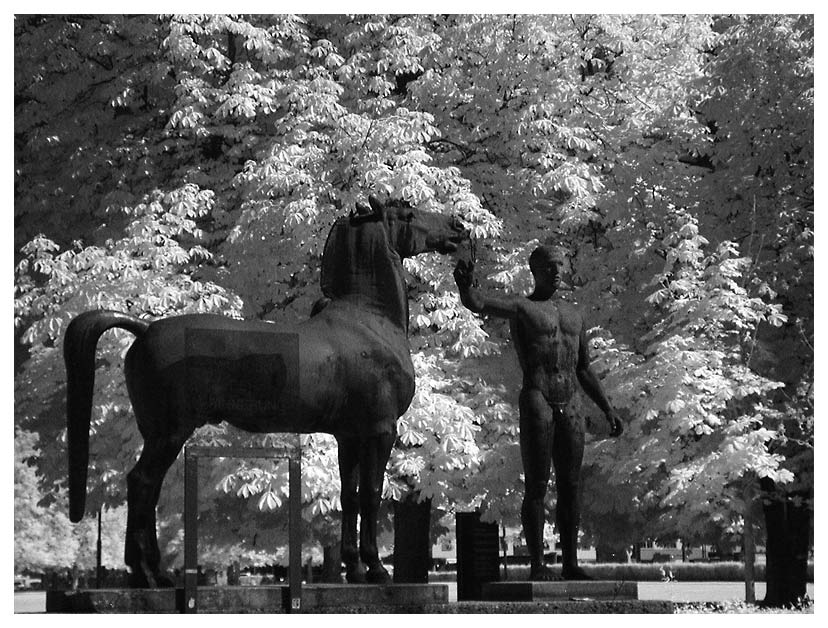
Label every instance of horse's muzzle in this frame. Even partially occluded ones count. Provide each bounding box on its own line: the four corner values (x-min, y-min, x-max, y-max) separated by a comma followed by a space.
442, 229, 469, 253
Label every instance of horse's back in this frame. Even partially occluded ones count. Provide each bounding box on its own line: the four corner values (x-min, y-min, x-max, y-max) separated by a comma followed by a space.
129, 314, 289, 369
124, 309, 413, 437
125, 314, 306, 427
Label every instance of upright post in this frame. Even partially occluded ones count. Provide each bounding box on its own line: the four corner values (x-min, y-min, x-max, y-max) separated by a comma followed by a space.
288, 436, 302, 611
96, 509, 102, 588
184, 449, 199, 613
501, 524, 508, 581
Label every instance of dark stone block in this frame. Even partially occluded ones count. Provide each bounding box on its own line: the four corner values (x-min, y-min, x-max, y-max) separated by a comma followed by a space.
46, 588, 181, 613
393, 496, 432, 583
481, 580, 640, 601
456, 511, 500, 600
303, 583, 449, 609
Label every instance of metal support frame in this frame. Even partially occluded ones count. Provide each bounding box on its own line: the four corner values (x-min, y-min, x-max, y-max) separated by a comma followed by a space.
183, 438, 302, 613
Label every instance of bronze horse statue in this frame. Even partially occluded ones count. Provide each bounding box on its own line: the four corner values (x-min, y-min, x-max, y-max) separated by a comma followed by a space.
64, 196, 467, 587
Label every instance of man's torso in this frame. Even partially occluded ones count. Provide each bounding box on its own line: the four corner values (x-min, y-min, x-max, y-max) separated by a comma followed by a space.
510, 299, 582, 404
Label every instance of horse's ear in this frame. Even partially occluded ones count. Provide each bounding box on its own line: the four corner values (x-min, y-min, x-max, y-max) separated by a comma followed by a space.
368, 195, 385, 217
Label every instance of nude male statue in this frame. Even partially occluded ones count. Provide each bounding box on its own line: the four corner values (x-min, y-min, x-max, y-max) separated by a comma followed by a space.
454, 245, 623, 580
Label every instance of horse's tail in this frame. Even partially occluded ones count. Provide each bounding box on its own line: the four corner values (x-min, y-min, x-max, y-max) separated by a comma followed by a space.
64, 310, 150, 522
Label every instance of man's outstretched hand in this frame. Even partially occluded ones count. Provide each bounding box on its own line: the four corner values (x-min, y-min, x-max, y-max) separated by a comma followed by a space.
453, 259, 476, 291
606, 409, 624, 437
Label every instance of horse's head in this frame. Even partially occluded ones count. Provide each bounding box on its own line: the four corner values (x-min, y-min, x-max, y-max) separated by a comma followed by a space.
358, 196, 468, 258
322, 196, 468, 329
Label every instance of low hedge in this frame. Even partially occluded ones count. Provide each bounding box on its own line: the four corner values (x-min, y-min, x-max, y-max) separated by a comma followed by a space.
430, 561, 815, 583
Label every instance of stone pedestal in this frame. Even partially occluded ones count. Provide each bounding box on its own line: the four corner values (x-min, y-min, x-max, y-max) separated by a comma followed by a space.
46, 583, 449, 613
481, 580, 639, 601
303, 583, 448, 609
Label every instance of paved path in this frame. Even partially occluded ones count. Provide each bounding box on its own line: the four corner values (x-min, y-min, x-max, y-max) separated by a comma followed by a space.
14, 582, 815, 613
637, 581, 815, 603
13, 592, 45, 613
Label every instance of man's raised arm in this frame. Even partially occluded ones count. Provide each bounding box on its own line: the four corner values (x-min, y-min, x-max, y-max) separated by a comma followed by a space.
453, 259, 521, 319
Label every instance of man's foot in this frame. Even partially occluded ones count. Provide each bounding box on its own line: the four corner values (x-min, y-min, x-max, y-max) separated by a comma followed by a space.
529, 565, 560, 581
561, 565, 592, 580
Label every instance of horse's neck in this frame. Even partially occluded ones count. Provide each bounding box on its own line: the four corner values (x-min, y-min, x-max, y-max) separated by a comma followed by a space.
321, 222, 409, 332
339, 259, 408, 331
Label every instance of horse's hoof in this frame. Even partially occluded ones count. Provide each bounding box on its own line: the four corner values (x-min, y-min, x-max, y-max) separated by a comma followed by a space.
366, 566, 391, 584
345, 563, 366, 584
128, 570, 150, 588
152, 572, 175, 588
127, 568, 175, 589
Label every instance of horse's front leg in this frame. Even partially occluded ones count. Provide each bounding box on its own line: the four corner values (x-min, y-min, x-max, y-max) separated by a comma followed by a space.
336, 435, 364, 583
359, 430, 395, 584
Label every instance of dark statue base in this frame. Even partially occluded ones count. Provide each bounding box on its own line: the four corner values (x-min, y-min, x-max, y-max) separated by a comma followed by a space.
45, 583, 675, 613
481, 579, 639, 602
46, 584, 449, 613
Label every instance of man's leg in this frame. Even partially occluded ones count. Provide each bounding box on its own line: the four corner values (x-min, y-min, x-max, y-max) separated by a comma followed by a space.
552, 406, 590, 579
519, 389, 555, 580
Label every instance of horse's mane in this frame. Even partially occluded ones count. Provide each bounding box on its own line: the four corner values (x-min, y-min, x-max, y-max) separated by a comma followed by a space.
319, 213, 407, 325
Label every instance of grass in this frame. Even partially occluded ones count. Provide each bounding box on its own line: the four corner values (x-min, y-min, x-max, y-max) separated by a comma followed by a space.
675, 599, 814, 614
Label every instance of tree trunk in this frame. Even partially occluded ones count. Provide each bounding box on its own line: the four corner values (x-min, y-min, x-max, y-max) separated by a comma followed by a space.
743, 481, 756, 604
227, 560, 240, 586
392, 494, 432, 583
96, 509, 102, 589
320, 544, 342, 583
760, 477, 811, 607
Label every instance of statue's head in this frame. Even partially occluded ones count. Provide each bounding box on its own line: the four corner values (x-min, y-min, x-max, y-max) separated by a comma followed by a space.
528, 244, 569, 294
529, 244, 567, 273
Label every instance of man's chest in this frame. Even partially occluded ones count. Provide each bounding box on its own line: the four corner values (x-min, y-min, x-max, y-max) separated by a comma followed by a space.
521, 300, 581, 336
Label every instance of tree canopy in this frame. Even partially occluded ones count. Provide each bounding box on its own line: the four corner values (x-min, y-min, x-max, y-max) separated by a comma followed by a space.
14, 14, 813, 570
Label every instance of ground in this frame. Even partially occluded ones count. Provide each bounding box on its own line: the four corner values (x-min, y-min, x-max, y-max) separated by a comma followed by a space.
14, 582, 815, 613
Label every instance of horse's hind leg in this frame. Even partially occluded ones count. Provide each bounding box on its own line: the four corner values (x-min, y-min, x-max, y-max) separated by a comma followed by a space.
125, 432, 188, 588
337, 434, 364, 583
359, 431, 394, 584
